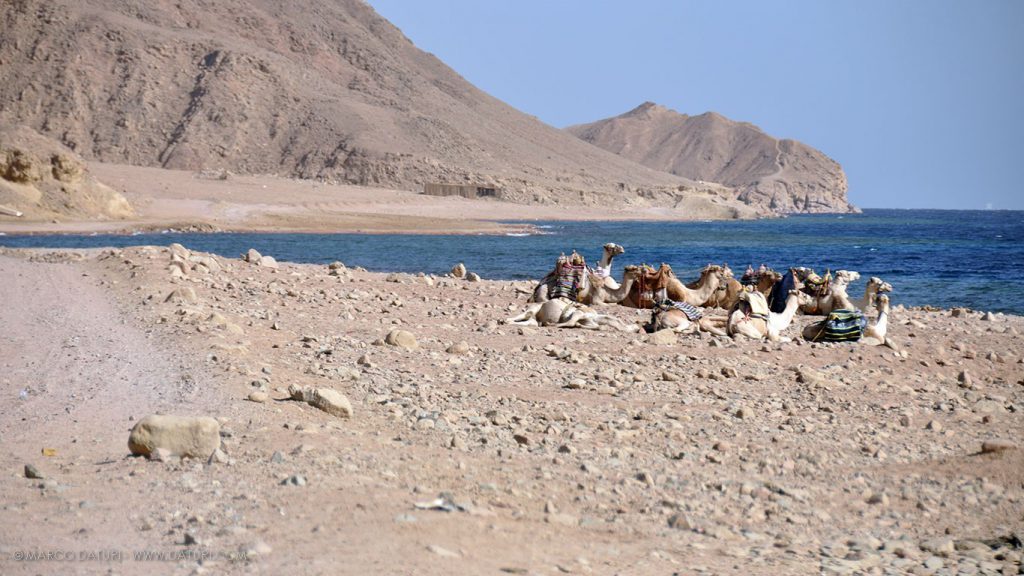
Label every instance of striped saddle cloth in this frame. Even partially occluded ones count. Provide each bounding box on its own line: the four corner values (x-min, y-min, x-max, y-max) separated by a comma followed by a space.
656, 299, 703, 321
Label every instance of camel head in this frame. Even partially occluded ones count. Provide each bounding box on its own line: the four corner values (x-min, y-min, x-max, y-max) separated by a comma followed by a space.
603, 243, 625, 257
876, 293, 890, 311
622, 264, 641, 279
792, 289, 816, 307
869, 277, 894, 294
834, 270, 861, 285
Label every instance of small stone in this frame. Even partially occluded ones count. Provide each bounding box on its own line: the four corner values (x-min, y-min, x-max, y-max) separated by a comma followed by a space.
926, 420, 942, 432
451, 263, 467, 278
466, 272, 481, 282
447, 341, 470, 355
981, 311, 996, 321
24, 464, 44, 479
647, 329, 677, 346
921, 537, 955, 557
128, 415, 221, 459
721, 366, 738, 378
244, 248, 262, 263
427, 544, 461, 558
735, 406, 752, 419
243, 540, 272, 558
980, 439, 1016, 454
281, 474, 307, 487
958, 370, 973, 388
668, 514, 692, 530
247, 391, 268, 403
385, 329, 418, 350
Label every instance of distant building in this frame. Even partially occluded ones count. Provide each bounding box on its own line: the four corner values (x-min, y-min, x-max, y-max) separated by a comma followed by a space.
422, 183, 499, 199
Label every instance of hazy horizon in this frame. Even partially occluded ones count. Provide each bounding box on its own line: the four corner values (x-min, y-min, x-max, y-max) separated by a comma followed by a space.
368, 0, 1024, 211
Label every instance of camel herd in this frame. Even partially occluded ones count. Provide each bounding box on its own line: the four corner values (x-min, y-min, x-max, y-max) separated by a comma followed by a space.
507, 243, 894, 346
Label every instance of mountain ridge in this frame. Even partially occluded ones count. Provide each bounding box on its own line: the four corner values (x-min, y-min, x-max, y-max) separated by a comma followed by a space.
567, 102, 855, 213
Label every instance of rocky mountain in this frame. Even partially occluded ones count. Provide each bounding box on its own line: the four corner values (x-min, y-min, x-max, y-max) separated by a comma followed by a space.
567, 102, 855, 213
0, 0, 757, 217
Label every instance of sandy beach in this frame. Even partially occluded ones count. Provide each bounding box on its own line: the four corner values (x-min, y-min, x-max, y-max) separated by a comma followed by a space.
0, 163, 748, 236
0, 244, 1020, 575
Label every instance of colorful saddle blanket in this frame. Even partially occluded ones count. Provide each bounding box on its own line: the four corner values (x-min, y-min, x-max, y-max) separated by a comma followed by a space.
549, 261, 587, 301
808, 309, 868, 342
656, 299, 703, 321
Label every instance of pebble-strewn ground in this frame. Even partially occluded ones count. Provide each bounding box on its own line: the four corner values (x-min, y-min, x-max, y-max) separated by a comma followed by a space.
1, 245, 1021, 575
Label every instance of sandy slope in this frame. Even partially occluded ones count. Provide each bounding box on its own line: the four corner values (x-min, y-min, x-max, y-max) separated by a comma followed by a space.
0, 246, 1021, 575
0, 163, 750, 235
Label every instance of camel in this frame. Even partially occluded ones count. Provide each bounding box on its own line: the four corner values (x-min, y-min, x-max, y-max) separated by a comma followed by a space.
592, 243, 625, 290
728, 289, 814, 342
644, 302, 728, 336
667, 264, 730, 307
852, 276, 893, 311
860, 294, 893, 347
583, 265, 640, 305
705, 267, 783, 310
505, 298, 639, 332
798, 269, 858, 315
529, 251, 588, 303
529, 244, 624, 302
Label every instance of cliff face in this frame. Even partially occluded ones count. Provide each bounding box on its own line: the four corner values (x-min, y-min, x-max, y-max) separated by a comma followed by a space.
0, 0, 757, 216
567, 103, 856, 213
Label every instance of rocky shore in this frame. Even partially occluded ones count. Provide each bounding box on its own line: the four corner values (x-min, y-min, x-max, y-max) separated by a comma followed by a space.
0, 245, 1021, 575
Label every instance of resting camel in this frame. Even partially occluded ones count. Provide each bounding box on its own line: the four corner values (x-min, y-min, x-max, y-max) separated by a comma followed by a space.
860, 294, 893, 347
705, 267, 783, 310
798, 269, 858, 315
505, 298, 639, 332
621, 264, 729, 308
644, 303, 728, 336
592, 243, 625, 290
852, 276, 893, 311
529, 244, 624, 302
584, 265, 640, 305
728, 289, 814, 342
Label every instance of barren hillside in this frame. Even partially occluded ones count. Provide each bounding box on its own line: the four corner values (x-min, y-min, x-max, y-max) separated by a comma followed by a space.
568, 103, 855, 213
0, 0, 755, 216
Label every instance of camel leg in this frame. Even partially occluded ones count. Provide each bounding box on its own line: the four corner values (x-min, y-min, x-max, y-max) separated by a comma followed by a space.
697, 318, 727, 337
507, 303, 543, 325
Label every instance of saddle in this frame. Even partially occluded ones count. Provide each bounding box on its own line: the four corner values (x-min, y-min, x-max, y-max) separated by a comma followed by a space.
807, 308, 867, 342
632, 263, 673, 309
548, 252, 587, 301
655, 299, 703, 320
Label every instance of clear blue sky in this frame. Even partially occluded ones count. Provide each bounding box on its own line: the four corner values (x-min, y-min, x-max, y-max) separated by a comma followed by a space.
367, 1, 1024, 210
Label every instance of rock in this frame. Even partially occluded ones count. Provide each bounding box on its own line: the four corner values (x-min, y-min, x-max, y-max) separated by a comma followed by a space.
169, 243, 191, 260
247, 391, 269, 403
920, 537, 955, 557
244, 248, 262, 263
242, 540, 272, 558
980, 439, 1016, 454
24, 464, 44, 479
981, 311, 996, 321
289, 385, 352, 418
447, 341, 470, 355
721, 366, 738, 378
259, 255, 279, 269
466, 272, 481, 282
647, 329, 677, 346
735, 406, 752, 419
451, 263, 467, 278
926, 420, 942, 432
164, 287, 198, 304
385, 329, 418, 350
281, 474, 307, 487
128, 415, 221, 459
958, 370, 973, 388
668, 513, 693, 530
427, 544, 461, 558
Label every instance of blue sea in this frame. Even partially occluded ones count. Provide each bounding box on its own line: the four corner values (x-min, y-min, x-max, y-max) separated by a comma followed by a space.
2, 209, 1022, 314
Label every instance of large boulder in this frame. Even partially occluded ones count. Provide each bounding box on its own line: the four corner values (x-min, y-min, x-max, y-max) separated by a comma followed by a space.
385, 329, 418, 350
128, 415, 221, 459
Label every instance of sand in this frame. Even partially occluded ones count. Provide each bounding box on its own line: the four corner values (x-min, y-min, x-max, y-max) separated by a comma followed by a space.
0, 244, 1021, 575
0, 163, 753, 236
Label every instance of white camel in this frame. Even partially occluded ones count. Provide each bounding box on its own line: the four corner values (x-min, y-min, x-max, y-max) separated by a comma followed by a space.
860, 293, 893, 347
852, 276, 893, 311
592, 243, 625, 290
729, 289, 814, 342
506, 298, 639, 332
799, 269, 858, 315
